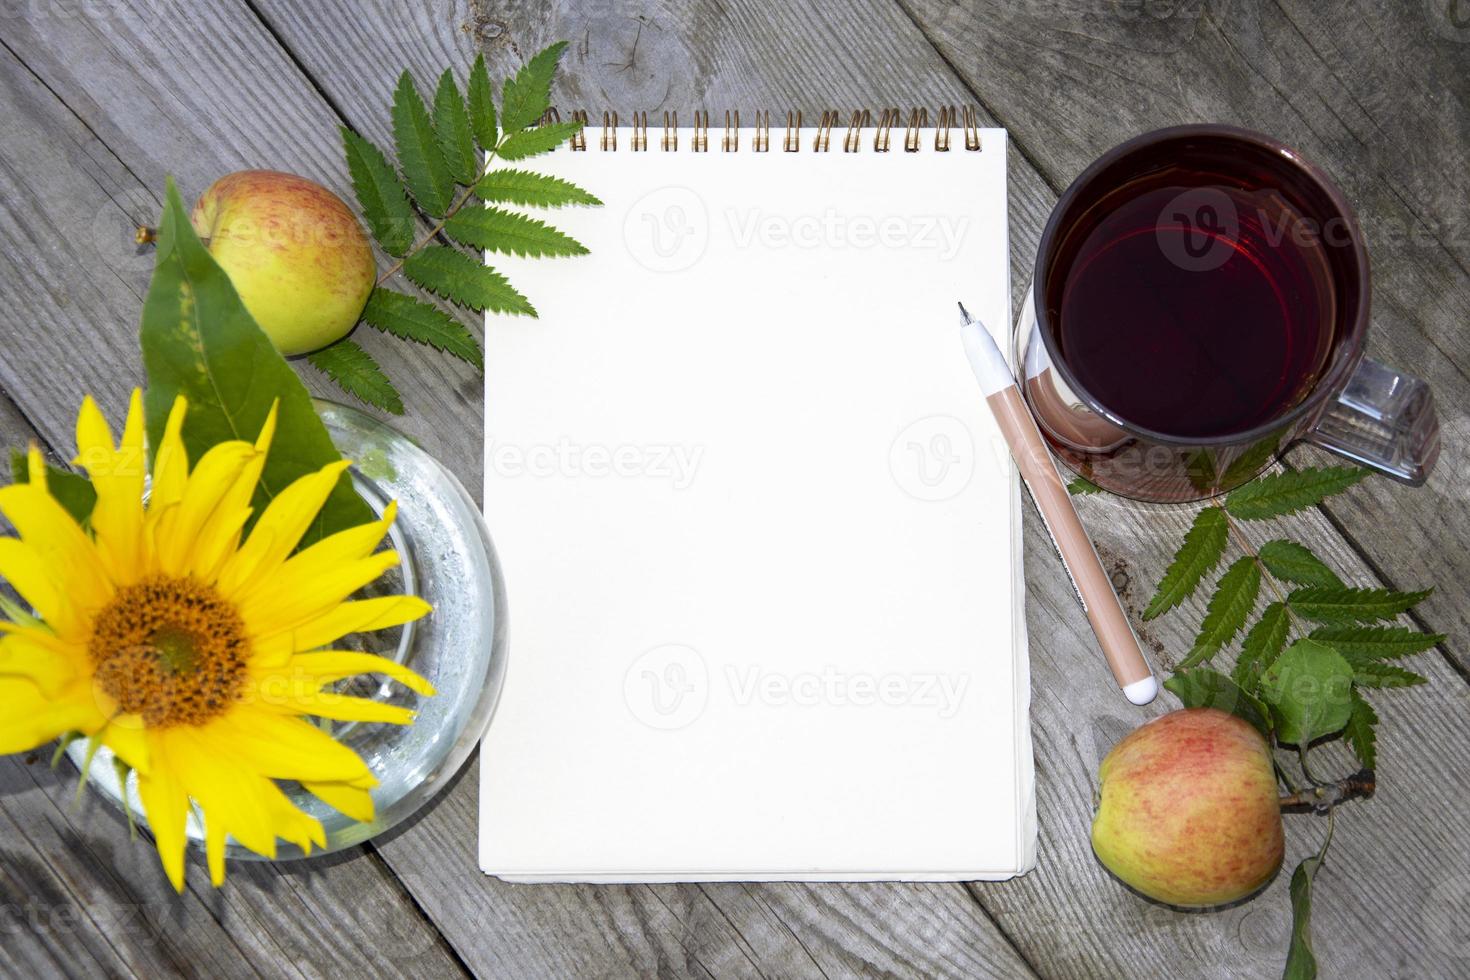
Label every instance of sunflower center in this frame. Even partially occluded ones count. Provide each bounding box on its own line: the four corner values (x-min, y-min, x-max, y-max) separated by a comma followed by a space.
88, 576, 249, 727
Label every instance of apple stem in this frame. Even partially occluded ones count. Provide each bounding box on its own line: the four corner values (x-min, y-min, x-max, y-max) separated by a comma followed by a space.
1279, 768, 1375, 815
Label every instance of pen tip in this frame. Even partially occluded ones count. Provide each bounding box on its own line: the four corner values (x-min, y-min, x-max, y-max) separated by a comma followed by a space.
957, 301, 972, 325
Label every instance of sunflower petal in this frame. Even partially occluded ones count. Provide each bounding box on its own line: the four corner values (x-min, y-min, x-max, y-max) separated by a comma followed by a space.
276, 651, 435, 696
200, 710, 375, 785
0, 631, 77, 695
0, 677, 103, 753
250, 595, 432, 665
154, 440, 257, 577
0, 458, 112, 627
257, 776, 326, 854
239, 551, 401, 637
167, 732, 278, 869
149, 397, 190, 515
186, 403, 280, 582
99, 716, 150, 775
74, 391, 147, 584
252, 687, 417, 724
0, 538, 75, 636
134, 734, 189, 892
302, 779, 376, 824
215, 460, 353, 599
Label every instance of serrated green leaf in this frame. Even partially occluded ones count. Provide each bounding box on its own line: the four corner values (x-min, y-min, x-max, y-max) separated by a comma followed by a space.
1179, 555, 1261, 668
392, 71, 455, 217
1343, 689, 1378, 770
361, 289, 482, 369
1257, 540, 1342, 589
475, 168, 601, 208
1224, 465, 1368, 520
1164, 668, 1271, 737
500, 40, 568, 134
1065, 475, 1102, 495
1233, 601, 1290, 691
434, 69, 478, 185
9, 449, 96, 526
403, 245, 535, 315
443, 206, 588, 257
1260, 638, 1355, 745
1144, 506, 1229, 621
307, 339, 404, 415
1220, 433, 1282, 487
1351, 662, 1427, 688
1288, 586, 1432, 623
341, 127, 416, 256
1284, 851, 1324, 980
467, 52, 498, 149
1307, 625, 1444, 663
141, 177, 373, 545
1184, 449, 1218, 494
498, 121, 582, 161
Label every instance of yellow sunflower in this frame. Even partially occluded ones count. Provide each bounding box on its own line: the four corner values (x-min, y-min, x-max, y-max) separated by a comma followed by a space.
0, 390, 432, 889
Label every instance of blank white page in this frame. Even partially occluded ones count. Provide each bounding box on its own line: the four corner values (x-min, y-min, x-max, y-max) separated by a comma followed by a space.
479, 126, 1035, 881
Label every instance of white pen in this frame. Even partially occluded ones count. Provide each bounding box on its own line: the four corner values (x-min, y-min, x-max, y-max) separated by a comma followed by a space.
958, 302, 1158, 706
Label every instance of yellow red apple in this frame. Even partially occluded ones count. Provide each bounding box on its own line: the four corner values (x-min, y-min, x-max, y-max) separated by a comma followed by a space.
1091, 707, 1284, 908
191, 170, 375, 355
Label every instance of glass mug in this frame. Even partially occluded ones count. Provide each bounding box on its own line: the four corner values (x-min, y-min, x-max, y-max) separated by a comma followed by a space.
1016, 124, 1440, 502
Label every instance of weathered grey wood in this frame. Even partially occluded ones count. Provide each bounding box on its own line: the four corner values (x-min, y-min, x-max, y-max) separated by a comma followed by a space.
0, 0, 1465, 977
237, 0, 1470, 976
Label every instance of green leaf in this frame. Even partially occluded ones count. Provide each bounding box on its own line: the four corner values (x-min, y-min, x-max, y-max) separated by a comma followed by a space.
466, 52, 498, 149
1233, 601, 1290, 691
391, 71, 455, 217
1257, 540, 1342, 589
1143, 506, 1229, 621
433, 69, 478, 185
443, 206, 588, 257
9, 449, 96, 526
307, 339, 404, 415
500, 40, 568, 134
498, 122, 582, 161
1260, 638, 1355, 745
1219, 433, 1281, 487
1164, 668, 1271, 737
1343, 689, 1378, 770
1351, 662, 1427, 688
1283, 851, 1324, 980
475, 168, 601, 208
1179, 555, 1261, 668
1307, 625, 1444, 663
1184, 449, 1217, 494
1288, 586, 1432, 623
140, 177, 374, 545
341, 127, 416, 257
1066, 475, 1102, 495
403, 245, 535, 315
1224, 465, 1368, 520
361, 289, 482, 369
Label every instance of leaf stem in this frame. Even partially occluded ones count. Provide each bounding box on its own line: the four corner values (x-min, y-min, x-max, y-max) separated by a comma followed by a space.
375, 138, 504, 287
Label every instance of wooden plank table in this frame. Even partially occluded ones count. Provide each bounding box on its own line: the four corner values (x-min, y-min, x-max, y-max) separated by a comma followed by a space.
0, 1, 1466, 976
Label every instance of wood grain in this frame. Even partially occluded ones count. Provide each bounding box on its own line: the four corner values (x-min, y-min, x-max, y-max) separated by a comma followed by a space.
0, 0, 1464, 976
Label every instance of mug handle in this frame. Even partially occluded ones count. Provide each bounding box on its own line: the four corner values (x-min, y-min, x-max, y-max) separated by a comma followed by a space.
1304, 358, 1441, 485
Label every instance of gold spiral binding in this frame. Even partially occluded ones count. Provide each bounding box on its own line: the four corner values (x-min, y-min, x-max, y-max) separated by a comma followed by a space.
783, 110, 802, 152
874, 108, 898, 152
843, 109, 871, 152
692, 110, 710, 152
813, 110, 838, 152
723, 109, 740, 151
934, 105, 954, 151
962, 105, 982, 151
904, 108, 927, 152
556, 104, 982, 154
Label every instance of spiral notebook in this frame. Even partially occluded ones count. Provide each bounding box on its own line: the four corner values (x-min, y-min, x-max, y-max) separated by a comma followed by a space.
478, 109, 1036, 882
